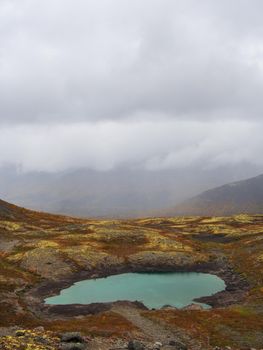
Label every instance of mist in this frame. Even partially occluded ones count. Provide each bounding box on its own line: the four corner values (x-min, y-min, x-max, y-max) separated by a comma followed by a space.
1, 0, 263, 215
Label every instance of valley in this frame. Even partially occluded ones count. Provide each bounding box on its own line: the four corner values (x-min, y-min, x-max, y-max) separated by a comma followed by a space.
0, 199, 263, 349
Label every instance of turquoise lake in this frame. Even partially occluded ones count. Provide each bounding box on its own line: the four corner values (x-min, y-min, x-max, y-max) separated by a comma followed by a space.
45, 272, 225, 309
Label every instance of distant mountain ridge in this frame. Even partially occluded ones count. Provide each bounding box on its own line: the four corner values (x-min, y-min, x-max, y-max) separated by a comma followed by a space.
1, 173, 263, 220
1, 166, 256, 218
165, 173, 263, 216
1, 167, 263, 218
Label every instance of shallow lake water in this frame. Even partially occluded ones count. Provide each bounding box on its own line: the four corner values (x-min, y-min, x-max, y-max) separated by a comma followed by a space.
45, 272, 225, 309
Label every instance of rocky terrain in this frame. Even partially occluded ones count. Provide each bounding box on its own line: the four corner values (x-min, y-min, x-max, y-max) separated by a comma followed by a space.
0, 199, 263, 349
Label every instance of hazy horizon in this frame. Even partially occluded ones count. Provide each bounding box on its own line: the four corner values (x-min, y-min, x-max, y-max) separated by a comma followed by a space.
0, 163, 262, 217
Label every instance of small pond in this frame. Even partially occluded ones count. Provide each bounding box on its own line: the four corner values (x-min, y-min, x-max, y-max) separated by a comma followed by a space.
45, 272, 225, 309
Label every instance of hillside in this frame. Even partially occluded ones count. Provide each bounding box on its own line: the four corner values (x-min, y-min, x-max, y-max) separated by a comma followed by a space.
0, 199, 263, 349
0, 198, 31, 221
167, 173, 263, 216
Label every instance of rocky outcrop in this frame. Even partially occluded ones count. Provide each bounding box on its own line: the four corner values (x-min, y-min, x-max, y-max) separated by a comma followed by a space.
127, 251, 208, 270
19, 248, 74, 279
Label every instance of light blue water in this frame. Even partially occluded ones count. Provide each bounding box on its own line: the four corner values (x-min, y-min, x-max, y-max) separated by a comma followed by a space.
45, 272, 225, 309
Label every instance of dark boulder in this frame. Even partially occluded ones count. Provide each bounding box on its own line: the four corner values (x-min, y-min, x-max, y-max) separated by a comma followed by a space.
127, 340, 145, 350
15, 330, 26, 337
60, 332, 85, 343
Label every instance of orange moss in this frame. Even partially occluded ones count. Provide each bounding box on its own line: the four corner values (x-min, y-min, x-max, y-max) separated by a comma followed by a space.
46, 311, 140, 338
143, 308, 263, 347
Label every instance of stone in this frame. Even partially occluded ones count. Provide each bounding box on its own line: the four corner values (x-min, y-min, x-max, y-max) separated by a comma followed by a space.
182, 303, 204, 311
34, 336, 49, 345
153, 342, 162, 350
127, 340, 145, 350
161, 305, 178, 311
60, 332, 85, 343
15, 330, 26, 337
161, 305, 172, 309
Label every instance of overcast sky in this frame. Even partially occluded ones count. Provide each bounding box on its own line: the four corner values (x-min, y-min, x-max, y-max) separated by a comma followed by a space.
1, 0, 263, 173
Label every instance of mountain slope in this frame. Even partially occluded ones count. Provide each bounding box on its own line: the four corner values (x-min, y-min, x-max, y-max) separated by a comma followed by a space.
166, 173, 263, 216
0, 198, 29, 220
0, 198, 83, 228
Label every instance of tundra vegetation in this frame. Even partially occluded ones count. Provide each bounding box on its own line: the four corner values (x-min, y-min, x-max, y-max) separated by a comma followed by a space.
0, 199, 263, 349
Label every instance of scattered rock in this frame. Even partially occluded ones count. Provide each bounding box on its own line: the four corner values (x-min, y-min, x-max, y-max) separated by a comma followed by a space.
182, 303, 204, 311
128, 340, 145, 350
15, 330, 26, 337
161, 305, 172, 309
161, 305, 178, 310
33, 335, 49, 345
60, 332, 85, 343
33, 326, 45, 332
153, 341, 162, 349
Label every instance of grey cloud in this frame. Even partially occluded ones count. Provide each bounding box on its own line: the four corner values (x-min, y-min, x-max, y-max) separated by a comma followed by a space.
1, 0, 263, 175
0, 120, 262, 172
1, 0, 263, 124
